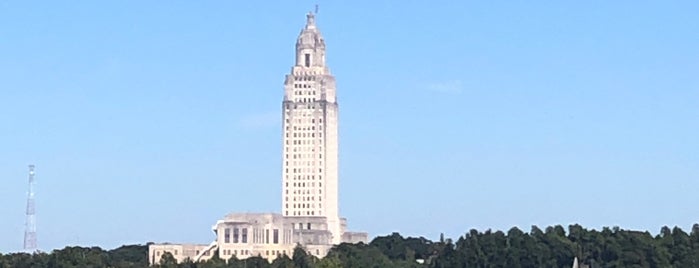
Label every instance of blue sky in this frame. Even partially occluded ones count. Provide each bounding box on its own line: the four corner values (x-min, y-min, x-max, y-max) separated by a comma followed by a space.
1, 1, 698, 252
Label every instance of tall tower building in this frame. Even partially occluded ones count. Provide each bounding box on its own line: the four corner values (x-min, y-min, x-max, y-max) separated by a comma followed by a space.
148, 12, 366, 265
281, 12, 341, 243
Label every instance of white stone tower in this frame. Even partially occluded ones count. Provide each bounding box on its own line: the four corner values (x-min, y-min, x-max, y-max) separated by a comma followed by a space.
281, 11, 342, 244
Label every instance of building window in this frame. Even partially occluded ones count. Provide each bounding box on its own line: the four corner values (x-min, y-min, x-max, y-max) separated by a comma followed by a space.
305, 54, 310, 67
273, 229, 279, 244
265, 229, 270, 244
307, 223, 311, 230
233, 228, 240, 243
224, 228, 230, 243
242, 228, 248, 243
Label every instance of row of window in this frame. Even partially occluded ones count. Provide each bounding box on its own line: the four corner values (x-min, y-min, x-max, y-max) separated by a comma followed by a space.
285, 161, 323, 168
157, 248, 322, 260
294, 98, 316, 103
285, 195, 322, 202
285, 153, 323, 159
223, 228, 248, 243
286, 203, 322, 209
285, 160, 321, 167
286, 103, 322, 109
293, 70, 322, 76
285, 132, 322, 138
285, 197, 323, 203
155, 249, 214, 257
285, 118, 324, 124
287, 125, 323, 131
284, 181, 321, 189
286, 146, 320, 153
285, 186, 322, 194
286, 175, 322, 180
224, 228, 280, 245
285, 190, 322, 196
287, 140, 322, 146
286, 210, 323, 216
285, 153, 323, 158
222, 249, 249, 256
294, 84, 316, 90
285, 136, 323, 142
285, 183, 322, 188
294, 76, 317, 81
264, 250, 286, 256
284, 187, 321, 194
285, 168, 323, 173
293, 84, 314, 89
222, 249, 312, 258
284, 189, 319, 195
284, 150, 324, 158
288, 182, 322, 188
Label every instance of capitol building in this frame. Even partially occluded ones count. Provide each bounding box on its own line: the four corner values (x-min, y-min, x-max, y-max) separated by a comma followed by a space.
148, 11, 367, 264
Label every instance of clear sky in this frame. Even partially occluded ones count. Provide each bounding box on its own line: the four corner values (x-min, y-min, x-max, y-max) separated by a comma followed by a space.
1, 1, 698, 253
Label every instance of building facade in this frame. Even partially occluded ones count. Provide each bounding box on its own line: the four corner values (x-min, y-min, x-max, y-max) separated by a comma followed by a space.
149, 11, 367, 265
281, 9, 341, 245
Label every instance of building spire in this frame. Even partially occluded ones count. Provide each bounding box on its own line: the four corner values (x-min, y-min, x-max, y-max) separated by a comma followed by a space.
306, 11, 316, 29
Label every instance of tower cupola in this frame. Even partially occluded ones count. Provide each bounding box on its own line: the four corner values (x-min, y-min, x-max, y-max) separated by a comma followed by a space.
296, 12, 326, 67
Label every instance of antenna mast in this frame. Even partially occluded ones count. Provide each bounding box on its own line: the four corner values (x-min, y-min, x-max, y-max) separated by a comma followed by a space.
23, 164, 37, 252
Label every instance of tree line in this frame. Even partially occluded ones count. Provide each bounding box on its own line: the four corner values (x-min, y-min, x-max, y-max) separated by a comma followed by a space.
3, 224, 699, 268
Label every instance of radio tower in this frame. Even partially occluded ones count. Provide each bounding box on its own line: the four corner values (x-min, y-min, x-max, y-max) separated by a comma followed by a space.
23, 164, 37, 252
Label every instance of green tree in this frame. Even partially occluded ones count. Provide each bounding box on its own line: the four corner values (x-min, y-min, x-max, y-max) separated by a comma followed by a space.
158, 252, 178, 268
109, 244, 149, 267
292, 245, 314, 268
271, 254, 295, 268
244, 256, 271, 268
316, 255, 342, 268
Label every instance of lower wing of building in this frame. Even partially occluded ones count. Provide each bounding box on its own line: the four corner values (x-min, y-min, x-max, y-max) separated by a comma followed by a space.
149, 213, 367, 265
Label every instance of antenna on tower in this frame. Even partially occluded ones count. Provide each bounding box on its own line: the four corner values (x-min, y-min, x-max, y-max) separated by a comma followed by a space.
315, 4, 319, 14
23, 164, 37, 252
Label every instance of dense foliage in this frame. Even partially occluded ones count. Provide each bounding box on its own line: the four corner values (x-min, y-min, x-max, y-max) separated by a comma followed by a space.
0, 244, 148, 268
3, 224, 699, 267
